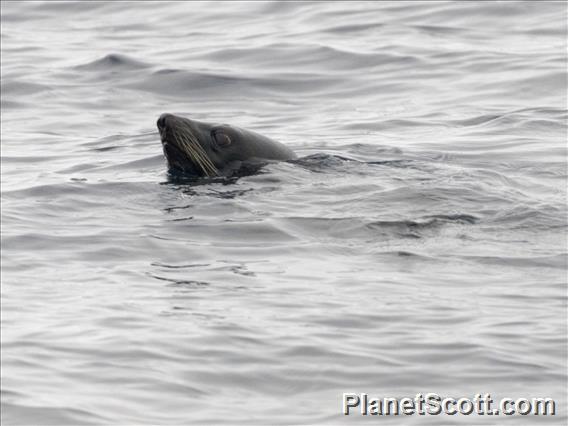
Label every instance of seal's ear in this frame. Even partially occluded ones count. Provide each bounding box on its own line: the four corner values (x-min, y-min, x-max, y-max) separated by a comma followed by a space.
211, 129, 232, 148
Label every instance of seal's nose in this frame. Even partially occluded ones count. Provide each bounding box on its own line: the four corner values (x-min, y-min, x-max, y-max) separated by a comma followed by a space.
157, 113, 171, 130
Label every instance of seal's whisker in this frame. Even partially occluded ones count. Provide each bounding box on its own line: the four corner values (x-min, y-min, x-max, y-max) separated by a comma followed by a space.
179, 133, 207, 168
179, 133, 214, 176
173, 128, 218, 177
172, 129, 203, 169
179, 130, 218, 176
173, 130, 200, 167
186, 134, 217, 173
175, 135, 205, 174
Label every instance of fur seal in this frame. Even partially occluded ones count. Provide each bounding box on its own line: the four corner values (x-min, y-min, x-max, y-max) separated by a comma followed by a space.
157, 113, 296, 177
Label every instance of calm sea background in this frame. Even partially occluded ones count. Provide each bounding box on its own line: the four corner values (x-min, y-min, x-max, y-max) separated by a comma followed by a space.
1, 1, 566, 425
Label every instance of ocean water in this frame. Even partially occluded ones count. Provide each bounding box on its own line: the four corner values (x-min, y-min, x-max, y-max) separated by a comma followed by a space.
1, 1, 566, 425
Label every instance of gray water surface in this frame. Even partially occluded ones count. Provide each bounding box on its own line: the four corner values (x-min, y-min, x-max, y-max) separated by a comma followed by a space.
1, 2, 567, 425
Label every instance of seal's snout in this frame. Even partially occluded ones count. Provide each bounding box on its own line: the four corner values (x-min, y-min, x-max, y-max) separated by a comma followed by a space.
157, 113, 171, 131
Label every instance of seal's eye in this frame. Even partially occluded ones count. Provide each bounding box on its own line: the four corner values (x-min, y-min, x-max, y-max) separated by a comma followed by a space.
212, 130, 232, 148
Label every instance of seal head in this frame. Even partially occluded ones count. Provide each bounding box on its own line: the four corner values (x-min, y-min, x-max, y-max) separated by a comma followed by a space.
157, 113, 296, 177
